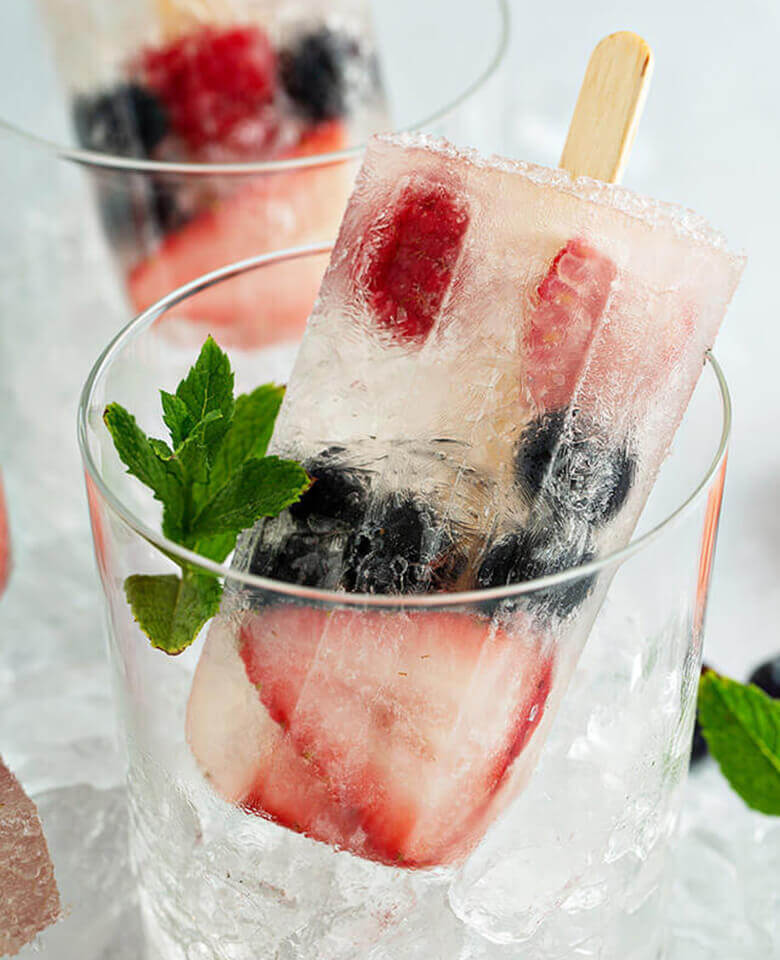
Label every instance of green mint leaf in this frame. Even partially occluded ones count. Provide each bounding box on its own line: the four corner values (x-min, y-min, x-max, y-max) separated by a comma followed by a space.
124, 570, 222, 655
174, 336, 234, 465
192, 456, 309, 540
175, 409, 224, 487
103, 403, 186, 541
194, 383, 285, 511
698, 671, 780, 815
160, 391, 194, 448
194, 532, 238, 565
149, 438, 175, 461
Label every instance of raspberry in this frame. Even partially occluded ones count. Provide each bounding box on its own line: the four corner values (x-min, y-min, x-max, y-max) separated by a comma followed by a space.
141, 26, 277, 150
361, 181, 469, 343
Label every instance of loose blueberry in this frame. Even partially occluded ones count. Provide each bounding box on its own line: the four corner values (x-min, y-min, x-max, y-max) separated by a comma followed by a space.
280, 27, 353, 122
477, 524, 595, 618
73, 83, 169, 157
690, 717, 708, 765
515, 409, 635, 526
748, 655, 780, 699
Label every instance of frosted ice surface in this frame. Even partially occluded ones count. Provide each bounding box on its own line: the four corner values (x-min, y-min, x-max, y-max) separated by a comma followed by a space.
15, 786, 141, 960
238, 132, 744, 594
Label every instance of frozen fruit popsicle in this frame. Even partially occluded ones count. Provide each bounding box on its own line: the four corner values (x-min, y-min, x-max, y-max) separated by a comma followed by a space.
41, 0, 388, 345
187, 35, 744, 868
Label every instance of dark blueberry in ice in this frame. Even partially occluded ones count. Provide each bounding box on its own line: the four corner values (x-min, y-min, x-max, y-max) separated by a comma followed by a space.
73, 83, 169, 157
515, 409, 636, 526
477, 524, 595, 618
279, 28, 354, 121
250, 529, 333, 589
289, 459, 368, 527
342, 494, 458, 595
748, 655, 780, 699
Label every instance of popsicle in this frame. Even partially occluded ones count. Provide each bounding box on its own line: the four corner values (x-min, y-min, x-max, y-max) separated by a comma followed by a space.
187, 34, 744, 867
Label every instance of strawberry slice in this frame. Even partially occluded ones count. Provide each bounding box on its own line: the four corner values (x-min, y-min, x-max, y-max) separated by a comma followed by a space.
359, 180, 470, 344
524, 239, 617, 411
128, 120, 351, 347
141, 26, 277, 151
0, 473, 10, 597
238, 607, 552, 867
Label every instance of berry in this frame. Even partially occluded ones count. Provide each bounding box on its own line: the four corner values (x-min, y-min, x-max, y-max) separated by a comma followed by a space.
525, 239, 617, 411
690, 717, 708, 765
477, 524, 595, 618
289, 456, 368, 527
233, 606, 553, 866
249, 457, 368, 591
342, 493, 462, 594
280, 27, 353, 122
515, 409, 635, 526
141, 26, 277, 150
691, 663, 714, 766
748, 656, 780, 699
361, 180, 470, 343
73, 83, 169, 157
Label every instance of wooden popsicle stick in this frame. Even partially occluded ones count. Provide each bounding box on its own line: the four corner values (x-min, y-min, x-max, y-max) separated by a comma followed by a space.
560, 31, 654, 183
154, 0, 238, 40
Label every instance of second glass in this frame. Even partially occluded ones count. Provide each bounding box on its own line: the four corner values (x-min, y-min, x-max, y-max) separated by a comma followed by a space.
80, 247, 730, 960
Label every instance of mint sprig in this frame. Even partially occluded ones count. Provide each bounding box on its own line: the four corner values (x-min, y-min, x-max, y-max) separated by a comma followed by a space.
698, 670, 780, 815
104, 336, 310, 654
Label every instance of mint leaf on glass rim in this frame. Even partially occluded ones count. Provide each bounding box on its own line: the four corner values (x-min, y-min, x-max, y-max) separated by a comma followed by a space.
103, 337, 309, 655
698, 671, 780, 815
125, 571, 222, 655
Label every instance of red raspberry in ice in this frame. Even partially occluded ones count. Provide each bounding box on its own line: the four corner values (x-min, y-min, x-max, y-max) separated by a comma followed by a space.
141, 26, 277, 151
361, 180, 470, 344
524, 239, 617, 411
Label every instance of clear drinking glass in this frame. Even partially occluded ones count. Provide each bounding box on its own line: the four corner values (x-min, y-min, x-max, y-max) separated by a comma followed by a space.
79, 246, 731, 960
1, 0, 509, 348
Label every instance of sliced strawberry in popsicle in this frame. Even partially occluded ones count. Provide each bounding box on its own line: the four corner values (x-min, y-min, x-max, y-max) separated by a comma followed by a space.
128, 120, 351, 347
238, 607, 552, 867
358, 180, 470, 344
524, 239, 617, 411
0, 473, 11, 597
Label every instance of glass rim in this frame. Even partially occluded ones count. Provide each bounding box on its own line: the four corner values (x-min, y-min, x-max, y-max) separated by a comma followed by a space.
1, 0, 509, 177
77, 241, 732, 609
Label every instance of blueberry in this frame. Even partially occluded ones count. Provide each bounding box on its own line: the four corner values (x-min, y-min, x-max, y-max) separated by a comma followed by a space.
691, 662, 714, 766
477, 524, 595, 618
690, 717, 708, 765
279, 28, 353, 122
748, 655, 780, 699
341, 493, 461, 595
343, 495, 429, 594
290, 458, 368, 527
515, 409, 635, 526
73, 83, 169, 157
250, 529, 334, 588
